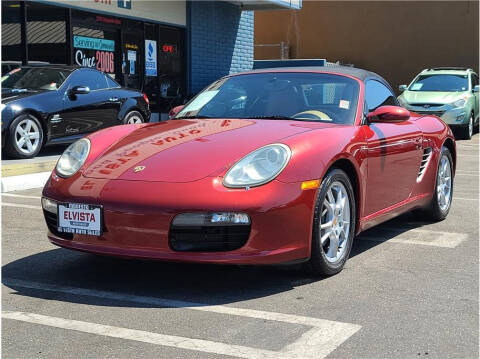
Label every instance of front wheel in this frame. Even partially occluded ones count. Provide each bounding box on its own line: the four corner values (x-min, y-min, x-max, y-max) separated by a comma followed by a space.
458, 113, 474, 140
306, 168, 356, 276
424, 146, 453, 221
4, 114, 44, 159
123, 110, 145, 125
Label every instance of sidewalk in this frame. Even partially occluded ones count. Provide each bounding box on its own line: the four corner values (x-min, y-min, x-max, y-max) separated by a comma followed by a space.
1, 155, 59, 192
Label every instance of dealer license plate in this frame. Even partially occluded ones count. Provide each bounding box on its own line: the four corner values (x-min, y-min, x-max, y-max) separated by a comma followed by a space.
57, 203, 103, 236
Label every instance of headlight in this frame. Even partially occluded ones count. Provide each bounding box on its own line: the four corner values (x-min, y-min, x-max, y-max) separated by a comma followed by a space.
223, 144, 291, 188
55, 138, 91, 178
451, 98, 466, 108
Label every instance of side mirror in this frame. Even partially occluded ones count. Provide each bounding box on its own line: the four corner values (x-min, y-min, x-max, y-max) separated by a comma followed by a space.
69, 86, 90, 97
398, 84, 408, 92
367, 105, 410, 123
169, 105, 184, 119
473, 85, 479, 93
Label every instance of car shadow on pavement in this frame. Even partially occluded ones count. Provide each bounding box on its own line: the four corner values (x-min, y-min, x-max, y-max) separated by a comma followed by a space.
2, 211, 432, 308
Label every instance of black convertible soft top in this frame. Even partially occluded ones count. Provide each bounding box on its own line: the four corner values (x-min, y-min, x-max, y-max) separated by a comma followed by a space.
234, 66, 390, 87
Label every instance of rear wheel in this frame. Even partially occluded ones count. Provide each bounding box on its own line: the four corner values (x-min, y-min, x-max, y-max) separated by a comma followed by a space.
123, 110, 144, 125
306, 168, 356, 276
5, 114, 44, 159
424, 146, 453, 221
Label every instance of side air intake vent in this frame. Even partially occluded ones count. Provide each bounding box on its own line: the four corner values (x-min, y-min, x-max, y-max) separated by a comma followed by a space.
417, 148, 432, 182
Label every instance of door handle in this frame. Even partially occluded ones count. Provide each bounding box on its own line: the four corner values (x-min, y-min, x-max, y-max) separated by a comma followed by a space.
108, 97, 119, 102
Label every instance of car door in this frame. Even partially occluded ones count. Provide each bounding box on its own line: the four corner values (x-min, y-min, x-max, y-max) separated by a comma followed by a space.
363, 80, 423, 216
57, 69, 120, 138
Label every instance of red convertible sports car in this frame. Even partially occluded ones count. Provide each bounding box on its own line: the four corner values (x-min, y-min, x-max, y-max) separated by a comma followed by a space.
42, 67, 456, 276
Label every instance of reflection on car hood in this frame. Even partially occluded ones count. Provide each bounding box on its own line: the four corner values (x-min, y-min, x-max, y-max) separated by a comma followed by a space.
83, 118, 338, 183
402, 90, 467, 105
1, 89, 47, 104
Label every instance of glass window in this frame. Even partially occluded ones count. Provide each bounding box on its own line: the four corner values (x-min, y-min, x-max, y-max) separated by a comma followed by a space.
26, 2, 67, 64
72, 26, 118, 78
2, 67, 71, 91
2, 1, 22, 62
66, 69, 108, 91
177, 73, 360, 125
106, 75, 120, 88
365, 80, 397, 112
409, 74, 469, 92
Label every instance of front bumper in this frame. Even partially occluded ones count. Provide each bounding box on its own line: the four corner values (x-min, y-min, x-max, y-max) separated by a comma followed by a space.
42, 173, 317, 265
406, 105, 468, 125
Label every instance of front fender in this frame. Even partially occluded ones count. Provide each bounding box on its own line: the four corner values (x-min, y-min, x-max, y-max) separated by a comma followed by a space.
277, 126, 366, 183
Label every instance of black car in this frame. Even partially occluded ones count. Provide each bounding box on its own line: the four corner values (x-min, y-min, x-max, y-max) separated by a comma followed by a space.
1, 65, 150, 159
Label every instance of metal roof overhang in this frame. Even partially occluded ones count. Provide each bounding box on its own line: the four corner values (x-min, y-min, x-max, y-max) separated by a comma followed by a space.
226, 0, 302, 10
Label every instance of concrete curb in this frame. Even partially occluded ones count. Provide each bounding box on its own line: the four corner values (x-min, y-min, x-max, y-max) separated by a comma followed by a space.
2, 160, 57, 177
1, 172, 51, 193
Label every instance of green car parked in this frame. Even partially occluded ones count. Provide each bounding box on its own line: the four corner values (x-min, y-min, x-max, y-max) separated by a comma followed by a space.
398, 67, 479, 140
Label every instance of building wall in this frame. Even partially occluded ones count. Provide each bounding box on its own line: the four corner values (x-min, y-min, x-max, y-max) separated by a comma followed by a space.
188, 1, 254, 93
255, 1, 479, 93
44, 0, 186, 26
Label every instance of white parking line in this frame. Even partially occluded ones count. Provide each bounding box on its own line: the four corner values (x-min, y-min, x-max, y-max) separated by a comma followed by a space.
2, 278, 361, 359
359, 228, 468, 248
2, 202, 42, 210
2, 193, 41, 200
454, 197, 479, 201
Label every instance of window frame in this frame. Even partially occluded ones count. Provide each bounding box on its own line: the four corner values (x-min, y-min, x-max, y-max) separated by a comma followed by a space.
363, 79, 399, 119
63, 68, 109, 92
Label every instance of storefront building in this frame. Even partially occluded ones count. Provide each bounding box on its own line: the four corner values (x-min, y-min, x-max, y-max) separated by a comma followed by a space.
2, 0, 301, 116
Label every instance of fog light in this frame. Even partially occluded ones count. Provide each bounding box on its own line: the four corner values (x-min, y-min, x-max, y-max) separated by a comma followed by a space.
41, 197, 58, 214
456, 113, 466, 122
172, 212, 250, 226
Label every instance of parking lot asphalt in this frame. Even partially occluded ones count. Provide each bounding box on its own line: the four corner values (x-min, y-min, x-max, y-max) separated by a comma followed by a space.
2, 134, 479, 358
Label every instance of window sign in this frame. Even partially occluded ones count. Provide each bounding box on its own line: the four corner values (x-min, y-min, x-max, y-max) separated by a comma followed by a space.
128, 50, 136, 74
145, 40, 157, 77
117, 0, 132, 9
74, 36, 115, 52
74, 35, 115, 73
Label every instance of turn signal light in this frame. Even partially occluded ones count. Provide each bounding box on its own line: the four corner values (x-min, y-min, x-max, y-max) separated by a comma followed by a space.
301, 179, 320, 190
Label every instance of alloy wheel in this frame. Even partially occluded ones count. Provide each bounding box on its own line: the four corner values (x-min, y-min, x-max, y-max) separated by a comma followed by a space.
469, 114, 473, 139
127, 115, 143, 124
437, 155, 452, 212
319, 181, 351, 263
14, 118, 41, 155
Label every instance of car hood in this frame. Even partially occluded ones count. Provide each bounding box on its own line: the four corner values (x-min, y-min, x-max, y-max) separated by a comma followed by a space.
401, 90, 467, 105
1, 89, 47, 104
83, 118, 336, 182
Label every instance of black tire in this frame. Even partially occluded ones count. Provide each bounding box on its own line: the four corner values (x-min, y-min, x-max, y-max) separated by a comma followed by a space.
4, 114, 44, 159
305, 168, 356, 277
423, 146, 453, 221
122, 110, 144, 125
458, 113, 474, 140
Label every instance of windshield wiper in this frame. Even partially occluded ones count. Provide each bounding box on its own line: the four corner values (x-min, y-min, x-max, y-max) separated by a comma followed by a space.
246, 115, 297, 121
175, 115, 213, 119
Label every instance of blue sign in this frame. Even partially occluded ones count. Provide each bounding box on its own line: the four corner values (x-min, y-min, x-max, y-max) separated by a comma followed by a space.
118, 0, 131, 9
145, 40, 157, 77
73, 36, 115, 52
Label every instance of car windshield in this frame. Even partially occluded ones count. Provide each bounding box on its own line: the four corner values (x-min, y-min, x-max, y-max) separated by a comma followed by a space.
1, 67, 71, 91
409, 74, 469, 92
176, 73, 360, 124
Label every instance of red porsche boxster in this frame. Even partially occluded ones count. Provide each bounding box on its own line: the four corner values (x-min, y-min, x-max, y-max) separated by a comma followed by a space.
42, 67, 456, 276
